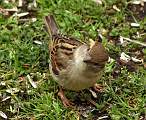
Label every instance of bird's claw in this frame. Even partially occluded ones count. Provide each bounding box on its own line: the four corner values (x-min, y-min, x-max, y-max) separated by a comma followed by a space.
93, 83, 104, 92
58, 88, 74, 108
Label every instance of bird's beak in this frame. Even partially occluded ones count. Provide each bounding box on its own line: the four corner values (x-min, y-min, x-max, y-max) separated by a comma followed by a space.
89, 39, 96, 49
83, 53, 91, 62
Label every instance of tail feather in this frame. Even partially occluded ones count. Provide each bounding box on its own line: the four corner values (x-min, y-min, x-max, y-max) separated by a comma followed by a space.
44, 15, 59, 37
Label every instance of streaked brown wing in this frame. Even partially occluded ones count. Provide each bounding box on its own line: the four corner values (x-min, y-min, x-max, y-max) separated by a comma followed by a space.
50, 34, 82, 75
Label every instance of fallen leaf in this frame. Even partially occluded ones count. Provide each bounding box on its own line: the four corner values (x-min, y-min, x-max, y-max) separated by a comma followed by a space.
120, 52, 131, 63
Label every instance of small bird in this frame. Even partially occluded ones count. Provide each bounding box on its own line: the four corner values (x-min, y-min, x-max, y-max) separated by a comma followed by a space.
44, 15, 108, 107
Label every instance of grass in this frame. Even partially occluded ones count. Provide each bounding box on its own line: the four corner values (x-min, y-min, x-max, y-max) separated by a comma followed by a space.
0, 0, 146, 119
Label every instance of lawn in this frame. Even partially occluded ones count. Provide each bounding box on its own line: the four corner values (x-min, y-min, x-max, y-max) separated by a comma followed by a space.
0, 0, 146, 120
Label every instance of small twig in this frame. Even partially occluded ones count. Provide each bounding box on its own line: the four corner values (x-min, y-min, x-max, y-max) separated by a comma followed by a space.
120, 36, 146, 47
0, 111, 7, 119
27, 74, 37, 88
18, 0, 23, 7
97, 116, 109, 120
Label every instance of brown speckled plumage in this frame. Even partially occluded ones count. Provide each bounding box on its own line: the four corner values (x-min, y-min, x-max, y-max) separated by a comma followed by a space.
44, 15, 108, 91
44, 15, 108, 106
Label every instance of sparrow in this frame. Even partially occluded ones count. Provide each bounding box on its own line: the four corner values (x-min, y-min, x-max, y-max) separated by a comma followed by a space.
44, 15, 109, 107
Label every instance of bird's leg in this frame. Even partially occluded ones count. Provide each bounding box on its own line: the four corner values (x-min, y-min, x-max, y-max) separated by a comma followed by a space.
88, 99, 97, 106
87, 84, 104, 106
58, 87, 74, 107
93, 83, 103, 92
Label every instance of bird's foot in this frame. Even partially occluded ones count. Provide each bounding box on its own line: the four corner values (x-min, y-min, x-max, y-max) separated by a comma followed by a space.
88, 84, 104, 106
58, 88, 74, 108
93, 83, 104, 92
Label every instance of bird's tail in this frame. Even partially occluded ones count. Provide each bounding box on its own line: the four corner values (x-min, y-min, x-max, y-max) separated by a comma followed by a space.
44, 15, 59, 37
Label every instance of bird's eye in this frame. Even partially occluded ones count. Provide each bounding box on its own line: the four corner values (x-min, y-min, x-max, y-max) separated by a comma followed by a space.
93, 63, 99, 66
93, 63, 103, 68
84, 61, 105, 68
87, 48, 90, 51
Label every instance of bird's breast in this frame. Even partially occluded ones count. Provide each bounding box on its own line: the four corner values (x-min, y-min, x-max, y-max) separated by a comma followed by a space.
55, 61, 103, 91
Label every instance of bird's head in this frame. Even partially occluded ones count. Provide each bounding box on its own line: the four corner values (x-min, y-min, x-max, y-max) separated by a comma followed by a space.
82, 39, 109, 71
